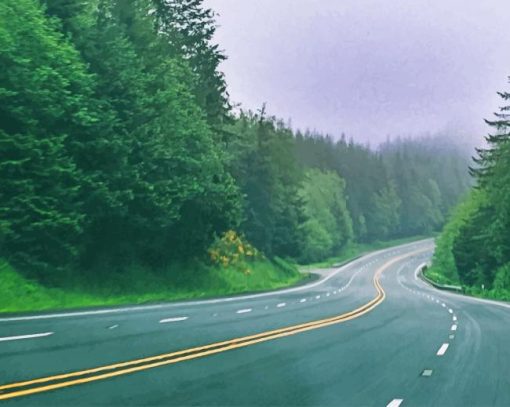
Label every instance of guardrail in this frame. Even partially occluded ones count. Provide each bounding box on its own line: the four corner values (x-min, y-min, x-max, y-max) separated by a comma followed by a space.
418, 265, 463, 293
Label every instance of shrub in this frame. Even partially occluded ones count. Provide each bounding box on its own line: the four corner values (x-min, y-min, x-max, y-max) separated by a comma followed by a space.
208, 230, 261, 272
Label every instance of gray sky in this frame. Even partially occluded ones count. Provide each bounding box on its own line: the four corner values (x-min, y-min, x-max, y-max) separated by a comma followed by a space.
206, 0, 510, 145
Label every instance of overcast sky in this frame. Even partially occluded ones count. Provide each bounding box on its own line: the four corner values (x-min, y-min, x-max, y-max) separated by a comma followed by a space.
205, 0, 510, 145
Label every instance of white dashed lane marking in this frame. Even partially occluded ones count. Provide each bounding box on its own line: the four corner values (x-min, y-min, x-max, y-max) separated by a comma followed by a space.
236, 309, 252, 314
300, 298, 307, 303
451, 324, 458, 331
0, 332, 54, 342
160, 316, 189, 323
387, 399, 404, 407
437, 343, 449, 356
277, 303, 286, 308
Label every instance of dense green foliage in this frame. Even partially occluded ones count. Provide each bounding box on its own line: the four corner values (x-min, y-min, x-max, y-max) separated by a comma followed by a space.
294, 132, 469, 243
0, 0, 470, 304
298, 169, 352, 262
430, 85, 510, 300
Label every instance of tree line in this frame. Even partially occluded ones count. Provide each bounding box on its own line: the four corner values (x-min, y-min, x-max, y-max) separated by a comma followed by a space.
0, 0, 470, 284
432, 85, 510, 297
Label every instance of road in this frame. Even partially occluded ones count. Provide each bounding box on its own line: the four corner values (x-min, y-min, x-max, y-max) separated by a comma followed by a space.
0, 239, 509, 406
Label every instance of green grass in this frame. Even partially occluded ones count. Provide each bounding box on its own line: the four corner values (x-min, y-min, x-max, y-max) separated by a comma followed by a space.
0, 259, 306, 314
462, 286, 510, 302
299, 234, 434, 271
422, 267, 459, 286
425, 263, 510, 303
422, 272, 510, 302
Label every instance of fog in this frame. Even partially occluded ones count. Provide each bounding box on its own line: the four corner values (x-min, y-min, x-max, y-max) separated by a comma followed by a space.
206, 0, 510, 145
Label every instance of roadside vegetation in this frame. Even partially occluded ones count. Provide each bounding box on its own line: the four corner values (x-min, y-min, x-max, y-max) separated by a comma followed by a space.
300, 235, 433, 271
0, 254, 305, 313
427, 86, 510, 302
0, 0, 470, 313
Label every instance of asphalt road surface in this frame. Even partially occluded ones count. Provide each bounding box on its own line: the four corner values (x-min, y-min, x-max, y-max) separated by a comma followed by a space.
1, 239, 509, 406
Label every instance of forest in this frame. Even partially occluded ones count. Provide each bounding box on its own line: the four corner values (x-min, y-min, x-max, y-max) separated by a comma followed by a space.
429, 88, 510, 300
0, 0, 471, 310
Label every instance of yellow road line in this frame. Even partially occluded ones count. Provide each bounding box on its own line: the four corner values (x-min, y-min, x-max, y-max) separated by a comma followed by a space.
0, 249, 426, 401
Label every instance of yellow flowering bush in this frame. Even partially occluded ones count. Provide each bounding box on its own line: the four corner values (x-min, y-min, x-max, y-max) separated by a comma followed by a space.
208, 230, 260, 273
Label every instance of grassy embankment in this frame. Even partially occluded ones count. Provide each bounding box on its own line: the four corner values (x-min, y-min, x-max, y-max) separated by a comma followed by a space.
0, 235, 431, 314
424, 263, 510, 302
0, 259, 305, 314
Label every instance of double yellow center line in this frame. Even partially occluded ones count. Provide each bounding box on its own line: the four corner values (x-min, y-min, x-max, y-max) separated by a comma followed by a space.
0, 249, 425, 401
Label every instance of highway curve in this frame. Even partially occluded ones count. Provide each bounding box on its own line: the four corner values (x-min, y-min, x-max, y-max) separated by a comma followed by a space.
0, 239, 509, 406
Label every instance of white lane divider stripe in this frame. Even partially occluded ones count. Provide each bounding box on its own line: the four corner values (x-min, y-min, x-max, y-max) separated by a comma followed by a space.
277, 303, 286, 308
451, 324, 457, 331
316, 295, 321, 299
299, 298, 307, 303
448, 309, 453, 314
235, 309, 252, 314
108, 324, 119, 330
159, 316, 189, 323
437, 343, 449, 356
452, 316, 457, 321
0, 332, 54, 342
387, 399, 404, 407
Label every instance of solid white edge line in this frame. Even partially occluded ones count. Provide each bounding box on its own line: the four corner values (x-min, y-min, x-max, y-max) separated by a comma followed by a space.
437, 343, 449, 356
0, 332, 54, 342
159, 316, 188, 323
387, 399, 404, 407
0, 240, 434, 322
